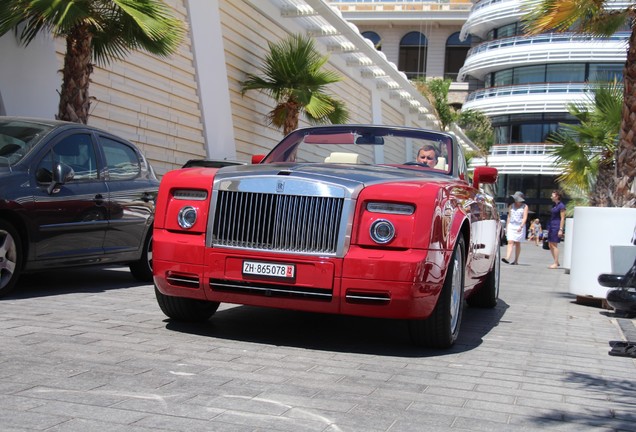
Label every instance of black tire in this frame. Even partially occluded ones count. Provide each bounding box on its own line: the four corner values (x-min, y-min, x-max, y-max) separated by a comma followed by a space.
0, 220, 23, 298
129, 231, 153, 282
409, 236, 465, 348
467, 245, 500, 308
154, 286, 220, 322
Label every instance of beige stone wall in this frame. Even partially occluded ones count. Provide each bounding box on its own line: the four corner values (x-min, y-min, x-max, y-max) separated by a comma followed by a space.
68, 0, 207, 176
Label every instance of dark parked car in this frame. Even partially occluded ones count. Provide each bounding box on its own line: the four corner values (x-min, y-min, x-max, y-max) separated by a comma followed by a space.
182, 159, 245, 168
0, 117, 159, 297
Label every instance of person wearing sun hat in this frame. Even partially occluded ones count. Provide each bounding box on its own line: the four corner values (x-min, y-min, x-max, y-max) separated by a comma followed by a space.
502, 191, 529, 265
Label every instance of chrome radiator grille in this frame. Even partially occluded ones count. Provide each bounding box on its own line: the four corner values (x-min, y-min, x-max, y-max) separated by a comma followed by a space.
212, 191, 344, 254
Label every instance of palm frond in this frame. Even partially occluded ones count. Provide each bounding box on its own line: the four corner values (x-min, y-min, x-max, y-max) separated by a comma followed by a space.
522, 0, 627, 36
240, 33, 349, 133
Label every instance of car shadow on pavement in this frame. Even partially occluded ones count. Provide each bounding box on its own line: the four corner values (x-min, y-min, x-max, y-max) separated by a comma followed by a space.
5, 266, 145, 299
164, 300, 510, 357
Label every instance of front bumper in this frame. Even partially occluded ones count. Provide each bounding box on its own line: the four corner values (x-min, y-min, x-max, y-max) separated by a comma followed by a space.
153, 229, 447, 319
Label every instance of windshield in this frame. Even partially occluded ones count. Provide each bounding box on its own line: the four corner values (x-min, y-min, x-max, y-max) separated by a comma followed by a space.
0, 119, 53, 167
263, 126, 454, 174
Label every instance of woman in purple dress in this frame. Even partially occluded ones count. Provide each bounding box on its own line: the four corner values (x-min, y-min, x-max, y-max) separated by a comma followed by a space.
548, 190, 566, 269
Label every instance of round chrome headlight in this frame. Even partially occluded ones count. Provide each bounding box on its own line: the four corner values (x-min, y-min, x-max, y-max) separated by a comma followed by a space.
177, 206, 197, 229
370, 219, 395, 244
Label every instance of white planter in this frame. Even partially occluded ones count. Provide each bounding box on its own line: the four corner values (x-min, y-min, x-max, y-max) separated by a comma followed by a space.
569, 207, 636, 297
562, 217, 574, 271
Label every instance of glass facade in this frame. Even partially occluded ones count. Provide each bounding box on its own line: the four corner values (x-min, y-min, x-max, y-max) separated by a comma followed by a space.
484, 63, 622, 88
491, 113, 576, 145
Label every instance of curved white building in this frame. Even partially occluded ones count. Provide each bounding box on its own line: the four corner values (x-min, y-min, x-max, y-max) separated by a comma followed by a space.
459, 0, 628, 216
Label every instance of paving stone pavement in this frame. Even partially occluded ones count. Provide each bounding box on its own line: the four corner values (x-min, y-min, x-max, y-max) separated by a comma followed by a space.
1, 243, 635, 432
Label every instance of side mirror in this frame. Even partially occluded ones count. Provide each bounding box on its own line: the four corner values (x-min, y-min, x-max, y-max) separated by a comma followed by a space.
472, 166, 497, 188
47, 162, 75, 194
251, 154, 265, 164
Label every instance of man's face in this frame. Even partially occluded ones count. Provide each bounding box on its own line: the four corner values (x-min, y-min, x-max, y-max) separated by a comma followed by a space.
417, 149, 437, 168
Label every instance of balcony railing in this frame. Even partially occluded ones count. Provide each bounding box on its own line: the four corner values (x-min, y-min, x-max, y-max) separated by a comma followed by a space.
465, 83, 591, 103
470, 143, 561, 175
328, 0, 473, 12
489, 143, 560, 156
467, 32, 629, 57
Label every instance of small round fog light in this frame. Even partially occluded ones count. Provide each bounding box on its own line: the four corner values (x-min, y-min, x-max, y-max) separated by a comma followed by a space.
177, 206, 197, 229
370, 219, 395, 244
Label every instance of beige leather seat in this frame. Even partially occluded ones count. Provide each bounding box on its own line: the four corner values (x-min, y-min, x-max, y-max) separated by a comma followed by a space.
434, 156, 447, 170
324, 152, 360, 164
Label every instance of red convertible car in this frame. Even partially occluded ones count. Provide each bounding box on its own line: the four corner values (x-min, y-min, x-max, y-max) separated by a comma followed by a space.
153, 125, 501, 348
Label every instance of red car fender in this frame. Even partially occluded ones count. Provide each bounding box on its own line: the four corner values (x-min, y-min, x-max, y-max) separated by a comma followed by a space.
154, 167, 217, 229
434, 187, 471, 283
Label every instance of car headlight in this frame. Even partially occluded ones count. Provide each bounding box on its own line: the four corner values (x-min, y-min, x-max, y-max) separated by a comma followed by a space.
369, 219, 395, 244
177, 206, 197, 229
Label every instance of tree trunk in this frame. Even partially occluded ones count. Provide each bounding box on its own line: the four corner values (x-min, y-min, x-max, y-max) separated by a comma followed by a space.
283, 100, 300, 136
617, 25, 636, 207
57, 24, 93, 124
590, 157, 615, 207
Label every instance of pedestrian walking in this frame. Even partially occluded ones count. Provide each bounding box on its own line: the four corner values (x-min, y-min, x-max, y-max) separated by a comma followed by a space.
528, 218, 542, 246
547, 189, 566, 269
502, 191, 528, 265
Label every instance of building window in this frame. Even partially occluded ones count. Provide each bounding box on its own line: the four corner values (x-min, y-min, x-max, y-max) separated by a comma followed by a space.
546, 63, 585, 82
487, 22, 523, 40
490, 63, 622, 87
399, 31, 427, 79
445, 32, 471, 81
589, 63, 623, 82
361, 31, 382, 51
491, 113, 576, 144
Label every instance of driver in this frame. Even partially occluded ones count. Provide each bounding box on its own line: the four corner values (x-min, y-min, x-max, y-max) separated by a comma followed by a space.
416, 145, 439, 168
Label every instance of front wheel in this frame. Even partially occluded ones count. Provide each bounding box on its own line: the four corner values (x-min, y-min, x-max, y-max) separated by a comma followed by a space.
0, 220, 23, 298
154, 287, 220, 322
409, 236, 465, 348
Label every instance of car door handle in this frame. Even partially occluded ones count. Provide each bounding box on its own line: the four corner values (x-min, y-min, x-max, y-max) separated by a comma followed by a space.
94, 194, 105, 205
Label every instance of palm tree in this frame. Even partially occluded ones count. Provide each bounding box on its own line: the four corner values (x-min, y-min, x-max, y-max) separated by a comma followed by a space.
240, 34, 349, 136
547, 80, 622, 206
0, 0, 184, 124
456, 109, 494, 165
522, 0, 635, 207
415, 78, 456, 131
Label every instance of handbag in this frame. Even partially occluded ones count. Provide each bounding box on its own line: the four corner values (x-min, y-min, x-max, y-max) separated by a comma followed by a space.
542, 237, 549, 250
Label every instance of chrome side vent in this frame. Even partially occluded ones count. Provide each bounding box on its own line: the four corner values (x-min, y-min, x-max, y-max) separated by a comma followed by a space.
212, 191, 344, 255
166, 273, 200, 288
345, 290, 391, 305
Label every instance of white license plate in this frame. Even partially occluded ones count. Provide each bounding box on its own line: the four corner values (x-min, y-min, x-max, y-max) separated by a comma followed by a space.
242, 260, 295, 279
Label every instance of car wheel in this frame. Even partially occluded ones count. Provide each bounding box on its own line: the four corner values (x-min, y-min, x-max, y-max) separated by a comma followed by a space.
154, 287, 220, 322
409, 236, 465, 348
129, 231, 152, 282
0, 220, 23, 298
467, 245, 500, 308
